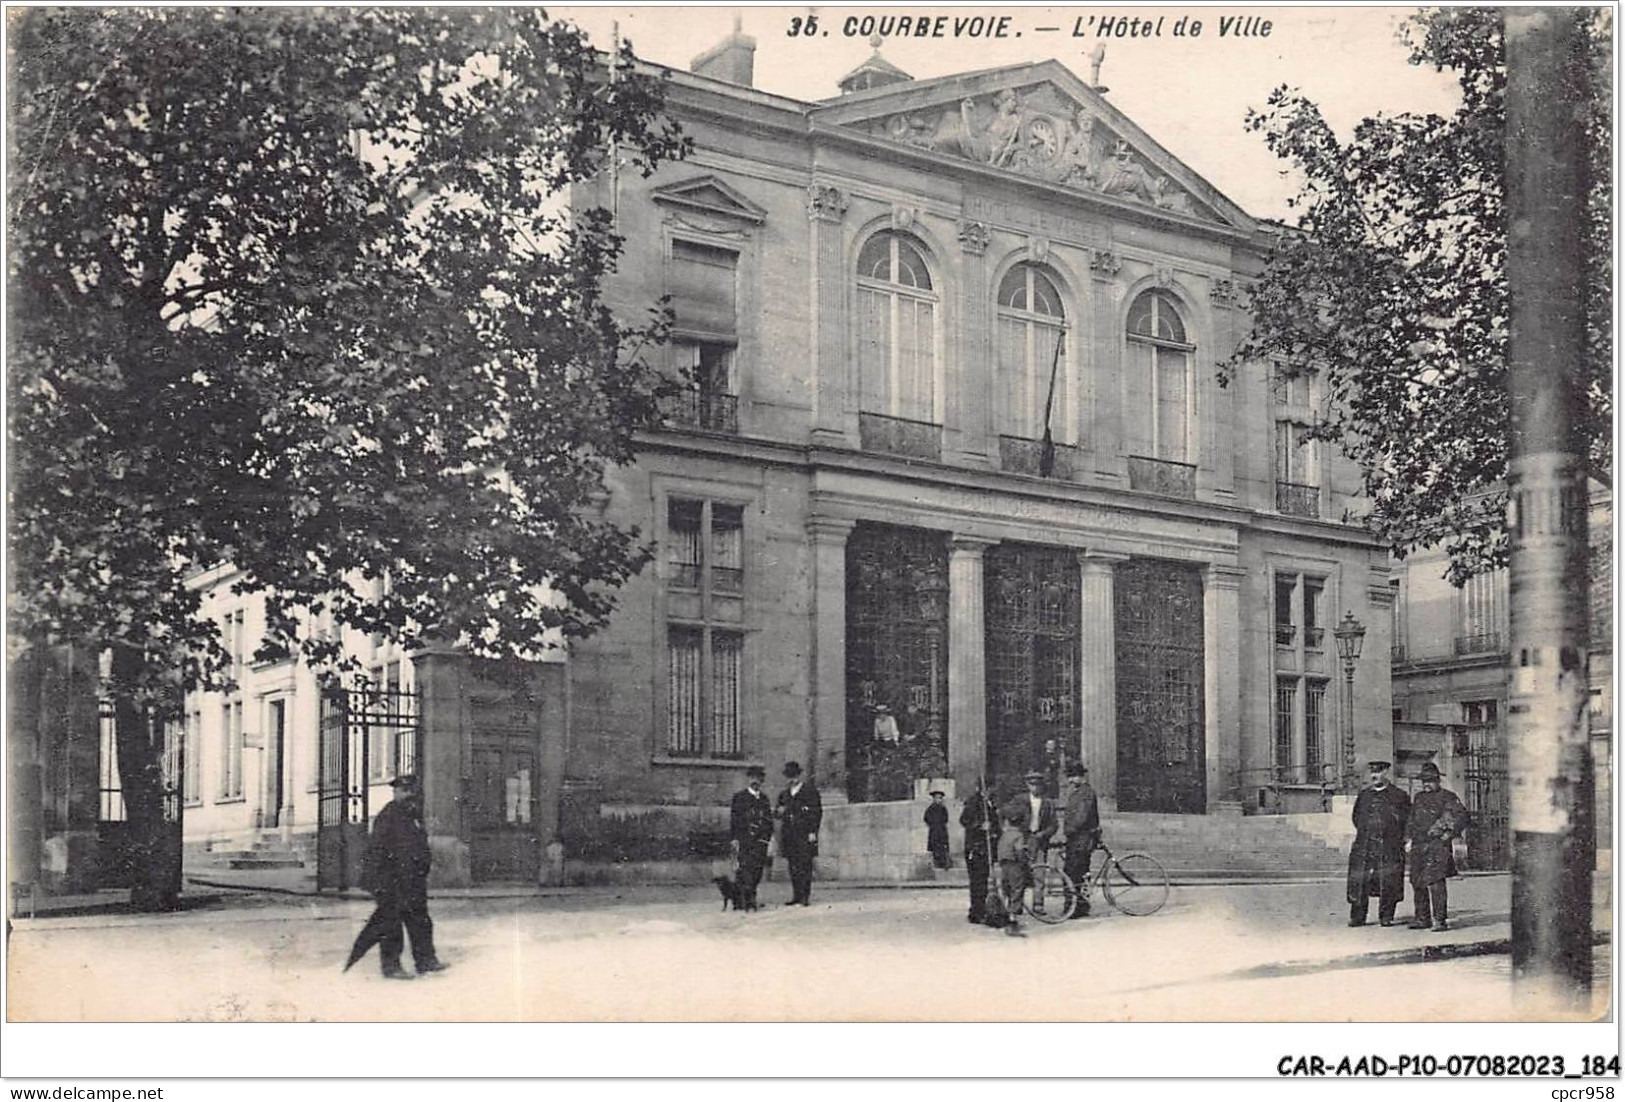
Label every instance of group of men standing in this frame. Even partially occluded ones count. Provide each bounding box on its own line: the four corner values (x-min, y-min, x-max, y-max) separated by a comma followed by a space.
728, 761, 824, 910
1346, 759, 1469, 931
962, 763, 1101, 935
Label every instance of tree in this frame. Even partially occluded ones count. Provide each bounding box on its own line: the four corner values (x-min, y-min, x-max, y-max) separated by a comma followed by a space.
8, 8, 688, 907
1224, 7, 1611, 583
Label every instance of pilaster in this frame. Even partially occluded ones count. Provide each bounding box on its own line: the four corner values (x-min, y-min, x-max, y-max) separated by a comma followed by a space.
1204, 563, 1246, 809
808, 517, 855, 798
408, 643, 472, 887
808, 185, 851, 447
953, 219, 993, 463
949, 536, 997, 794
1079, 550, 1128, 810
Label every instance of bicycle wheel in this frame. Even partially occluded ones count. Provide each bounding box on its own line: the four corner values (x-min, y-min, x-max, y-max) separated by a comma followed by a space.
1022, 864, 1077, 925
1102, 852, 1169, 916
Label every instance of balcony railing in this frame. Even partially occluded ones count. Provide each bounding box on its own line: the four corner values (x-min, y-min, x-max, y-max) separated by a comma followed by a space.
1274, 623, 1296, 646
1127, 455, 1196, 499
1275, 480, 1321, 518
1454, 631, 1505, 656
663, 388, 738, 434
859, 412, 942, 462
999, 434, 1078, 480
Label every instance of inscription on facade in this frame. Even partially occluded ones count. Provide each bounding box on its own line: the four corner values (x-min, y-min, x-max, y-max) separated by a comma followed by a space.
964, 194, 1105, 248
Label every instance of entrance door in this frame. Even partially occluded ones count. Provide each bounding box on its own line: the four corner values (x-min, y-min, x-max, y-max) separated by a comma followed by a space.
985, 543, 1080, 797
468, 729, 541, 881
1115, 559, 1206, 813
264, 699, 285, 829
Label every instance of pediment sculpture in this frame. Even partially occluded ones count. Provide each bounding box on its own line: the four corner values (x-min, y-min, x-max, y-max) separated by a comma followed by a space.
862, 85, 1204, 218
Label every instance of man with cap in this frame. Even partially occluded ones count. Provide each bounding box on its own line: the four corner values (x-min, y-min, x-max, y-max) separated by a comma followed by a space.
776, 761, 822, 906
1407, 761, 1468, 931
1346, 760, 1410, 927
999, 770, 1058, 924
1062, 763, 1101, 918
730, 765, 776, 911
344, 774, 447, 979
960, 778, 1000, 925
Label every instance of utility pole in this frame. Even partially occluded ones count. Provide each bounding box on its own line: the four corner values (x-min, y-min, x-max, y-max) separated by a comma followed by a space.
1503, 6, 1594, 1017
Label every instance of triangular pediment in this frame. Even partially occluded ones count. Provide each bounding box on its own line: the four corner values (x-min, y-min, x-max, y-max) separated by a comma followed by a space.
811, 61, 1252, 231
651, 174, 768, 224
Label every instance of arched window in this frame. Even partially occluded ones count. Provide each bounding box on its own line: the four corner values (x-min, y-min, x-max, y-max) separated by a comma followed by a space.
1126, 290, 1193, 462
856, 232, 938, 423
996, 264, 1068, 439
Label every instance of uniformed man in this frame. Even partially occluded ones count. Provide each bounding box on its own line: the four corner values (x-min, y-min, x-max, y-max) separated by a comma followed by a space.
960, 778, 999, 925
1062, 763, 1101, 919
776, 760, 822, 906
344, 774, 447, 979
729, 765, 775, 911
1346, 760, 1410, 927
1407, 761, 1468, 931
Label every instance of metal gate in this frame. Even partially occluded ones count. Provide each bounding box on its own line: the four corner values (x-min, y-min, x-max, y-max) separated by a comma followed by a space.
845, 524, 949, 802
317, 675, 420, 891
1458, 722, 1508, 869
1115, 559, 1206, 813
985, 543, 1080, 797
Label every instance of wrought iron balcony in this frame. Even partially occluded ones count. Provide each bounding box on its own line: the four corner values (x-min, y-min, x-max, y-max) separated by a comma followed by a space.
1127, 455, 1196, 499
663, 388, 738, 434
1275, 480, 1321, 518
1454, 631, 1505, 656
859, 412, 942, 462
999, 434, 1078, 480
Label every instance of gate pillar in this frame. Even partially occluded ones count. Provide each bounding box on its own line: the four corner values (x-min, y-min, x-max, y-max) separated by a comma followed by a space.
948, 536, 995, 795
808, 517, 854, 799
1204, 564, 1246, 809
1079, 551, 1127, 811
412, 644, 472, 887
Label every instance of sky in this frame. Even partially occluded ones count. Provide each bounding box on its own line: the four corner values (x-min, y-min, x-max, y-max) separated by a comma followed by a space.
556, 4, 1466, 222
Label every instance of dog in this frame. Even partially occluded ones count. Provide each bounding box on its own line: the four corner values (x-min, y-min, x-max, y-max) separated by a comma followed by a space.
714, 875, 743, 911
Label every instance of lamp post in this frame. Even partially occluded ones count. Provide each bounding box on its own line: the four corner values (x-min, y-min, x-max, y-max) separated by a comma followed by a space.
1332, 610, 1366, 792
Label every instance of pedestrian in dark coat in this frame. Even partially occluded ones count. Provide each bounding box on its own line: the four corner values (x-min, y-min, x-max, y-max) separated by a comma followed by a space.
730, 765, 775, 910
776, 761, 822, 906
1407, 761, 1468, 931
924, 790, 951, 870
960, 781, 999, 925
1346, 760, 1410, 927
1062, 763, 1101, 918
344, 775, 447, 979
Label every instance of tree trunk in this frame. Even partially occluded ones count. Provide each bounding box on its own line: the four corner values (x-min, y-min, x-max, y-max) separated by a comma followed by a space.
110, 643, 180, 911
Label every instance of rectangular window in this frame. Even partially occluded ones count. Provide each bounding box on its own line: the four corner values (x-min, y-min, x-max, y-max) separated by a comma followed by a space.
1274, 576, 1297, 645
184, 708, 202, 805
1462, 699, 1499, 726
1457, 570, 1506, 653
1305, 681, 1327, 772
218, 700, 243, 799
1303, 579, 1325, 649
711, 632, 743, 758
667, 628, 703, 756
1274, 681, 1297, 774
711, 504, 744, 594
667, 499, 703, 589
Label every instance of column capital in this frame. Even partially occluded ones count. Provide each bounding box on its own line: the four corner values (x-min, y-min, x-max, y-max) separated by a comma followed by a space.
807, 184, 849, 224
1367, 582, 1397, 609
950, 534, 999, 555
1078, 549, 1131, 571
1205, 563, 1247, 590
807, 516, 856, 543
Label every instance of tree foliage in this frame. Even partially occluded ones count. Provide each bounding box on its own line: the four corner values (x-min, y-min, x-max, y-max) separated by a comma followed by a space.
9, 8, 689, 697
1225, 7, 1611, 583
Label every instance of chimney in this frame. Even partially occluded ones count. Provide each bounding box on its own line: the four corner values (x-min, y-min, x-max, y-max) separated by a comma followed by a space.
690, 15, 756, 88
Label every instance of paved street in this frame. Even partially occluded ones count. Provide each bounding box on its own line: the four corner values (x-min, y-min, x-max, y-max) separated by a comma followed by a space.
5, 873, 1609, 1022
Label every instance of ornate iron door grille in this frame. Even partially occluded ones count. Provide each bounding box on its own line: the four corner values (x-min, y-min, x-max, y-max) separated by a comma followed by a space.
1114, 559, 1206, 813
845, 524, 949, 802
985, 543, 1080, 796
317, 676, 421, 890
1460, 723, 1509, 869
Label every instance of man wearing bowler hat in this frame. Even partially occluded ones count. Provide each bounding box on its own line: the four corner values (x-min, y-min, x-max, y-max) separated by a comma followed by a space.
1346, 760, 1410, 927
1407, 761, 1468, 931
344, 774, 447, 978
776, 761, 823, 906
730, 765, 775, 911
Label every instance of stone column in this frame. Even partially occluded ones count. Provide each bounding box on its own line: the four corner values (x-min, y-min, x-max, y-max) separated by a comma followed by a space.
948, 536, 996, 793
808, 185, 850, 447
953, 220, 993, 464
808, 517, 854, 800
408, 643, 472, 887
1204, 564, 1246, 811
1078, 551, 1127, 811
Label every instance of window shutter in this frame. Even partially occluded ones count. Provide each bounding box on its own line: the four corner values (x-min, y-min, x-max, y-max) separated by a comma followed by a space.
670, 240, 738, 339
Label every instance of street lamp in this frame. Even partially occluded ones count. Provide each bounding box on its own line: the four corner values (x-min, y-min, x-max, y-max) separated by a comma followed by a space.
1333, 610, 1367, 792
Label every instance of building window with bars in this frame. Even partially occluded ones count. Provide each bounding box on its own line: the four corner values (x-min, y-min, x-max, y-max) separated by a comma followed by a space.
662, 494, 750, 760
1305, 681, 1327, 771
1274, 680, 1296, 778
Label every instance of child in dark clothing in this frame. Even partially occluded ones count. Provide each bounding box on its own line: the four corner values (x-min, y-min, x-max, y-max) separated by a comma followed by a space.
924, 790, 951, 869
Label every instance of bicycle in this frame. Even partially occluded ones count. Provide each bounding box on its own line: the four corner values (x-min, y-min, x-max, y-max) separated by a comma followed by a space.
1019, 837, 1171, 923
